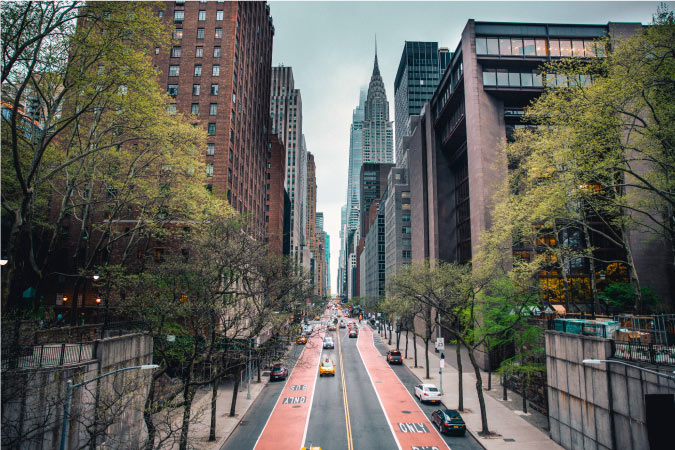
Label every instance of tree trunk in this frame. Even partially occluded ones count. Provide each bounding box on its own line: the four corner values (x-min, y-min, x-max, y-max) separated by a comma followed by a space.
413, 333, 418, 368
467, 346, 490, 435
143, 378, 157, 450
581, 210, 601, 315
229, 371, 240, 417
522, 375, 528, 414
209, 372, 219, 441
456, 340, 463, 411
424, 338, 430, 379
178, 385, 196, 450
404, 328, 409, 359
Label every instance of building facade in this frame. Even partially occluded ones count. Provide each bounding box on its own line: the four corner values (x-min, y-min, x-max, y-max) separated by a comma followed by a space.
362, 52, 394, 165
265, 133, 287, 255
362, 201, 386, 304
306, 152, 319, 294
393, 41, 451, 166
383, 168, 412, 281
270, 66, 307, 264
360, 163, 395, 238
155, 1, 274, 236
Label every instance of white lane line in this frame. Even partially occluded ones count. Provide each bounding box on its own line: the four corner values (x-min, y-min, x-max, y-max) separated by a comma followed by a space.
300, 324, 325, 447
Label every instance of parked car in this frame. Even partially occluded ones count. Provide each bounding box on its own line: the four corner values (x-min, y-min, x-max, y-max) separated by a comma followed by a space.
323, 337, 334, 349
349, 329, 358, 338
415, 383, 441, 403
386, 350, 403, 364
319, 359, 335, 376
431, 409, 466, 436
296, 335, 308, 345
269, 363, 289, 381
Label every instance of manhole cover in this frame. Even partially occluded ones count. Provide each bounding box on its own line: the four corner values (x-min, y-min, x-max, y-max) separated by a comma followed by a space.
401, 410, 411, 414
240, 421, 249, 426
503, 438, 515, 442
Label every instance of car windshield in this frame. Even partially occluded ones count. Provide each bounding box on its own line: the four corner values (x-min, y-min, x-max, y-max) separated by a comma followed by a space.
273, 365, 282, 370
325, 338, 332, 342
427, 387, 439, 392
322, 362, 332, 368
391, 351, 401, 356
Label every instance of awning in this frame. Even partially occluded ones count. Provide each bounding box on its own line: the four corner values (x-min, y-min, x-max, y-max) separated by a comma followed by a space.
552, 305, 566, 315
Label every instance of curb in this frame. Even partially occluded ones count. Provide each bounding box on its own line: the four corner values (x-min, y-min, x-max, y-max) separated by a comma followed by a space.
374, 332, 489, 450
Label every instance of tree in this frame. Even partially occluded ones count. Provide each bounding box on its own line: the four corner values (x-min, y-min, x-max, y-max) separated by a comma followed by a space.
502, 7, 675, 311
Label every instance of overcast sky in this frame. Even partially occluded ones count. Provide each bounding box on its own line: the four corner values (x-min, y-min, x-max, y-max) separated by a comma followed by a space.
268, 1, 665, 293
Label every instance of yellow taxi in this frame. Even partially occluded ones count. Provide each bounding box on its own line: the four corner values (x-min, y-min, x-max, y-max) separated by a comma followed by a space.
296, 335, 308, 345
301, 446, 322, 450
313, 316, 320, 321
319, 359, 335, 376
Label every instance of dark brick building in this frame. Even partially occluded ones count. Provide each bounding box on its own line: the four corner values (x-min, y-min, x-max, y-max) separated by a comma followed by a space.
154, 1, 274, 235
266, 133, 287, 255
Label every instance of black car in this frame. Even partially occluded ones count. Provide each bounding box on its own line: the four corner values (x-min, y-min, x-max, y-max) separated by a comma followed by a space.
386, 350, 403, 364
431, 409, 466, 436
269, 363, 288, 381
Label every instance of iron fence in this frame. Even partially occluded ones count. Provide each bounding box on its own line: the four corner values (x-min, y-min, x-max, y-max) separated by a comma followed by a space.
611, 341, 675, 366
1, 342, 95, 370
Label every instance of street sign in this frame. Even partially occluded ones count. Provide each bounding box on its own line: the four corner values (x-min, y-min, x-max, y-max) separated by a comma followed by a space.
440, 359, 445, 369
435, 337, 444, 350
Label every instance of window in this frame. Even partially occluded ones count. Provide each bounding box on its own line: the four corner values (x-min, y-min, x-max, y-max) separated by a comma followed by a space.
207, 143, 215, 155
213, 46, 221, 57
229, 149, 233, 161
195, 46, 203, 58
549, 39, 561, 57
174, 10, 184, 22
168, 65, 180, 76
216, 10, 223, 21
508, 72, 520, 87
511, 38, 523, 56
520, 72, 533, 87
214, 27, 222, 39
209, 103, 217, 115
198, 10, 206, 21
208, 123, 216, 135
475, 37, 487, 55
192, 84, 200, 95
559, 40, 572, 57
228, 168, 232, 182
167, 84, 178, 96
229, 129, 234, 142
533, 70, 543, 87
403, 250, 412, 258
173, 28, 183, 40
191, 103, 199, 115
166, 104, 177, 115
486, 38, 499, 55
482, 70, 496, 86
155, 47, 160, 55
194, 64, 202, 77
523, 39, 536, 56
171, 46, 181, 57
536, 39, 548, 56
197, 28, 204, 40
211, 84, 219, 95
402, 226, 411, 234
212, 65, 220, 76
499, 37, 512, 56
206, 162, 213, 176
496, 69, 509, 86
232, 92, 236, 103
572, 40, 585, 57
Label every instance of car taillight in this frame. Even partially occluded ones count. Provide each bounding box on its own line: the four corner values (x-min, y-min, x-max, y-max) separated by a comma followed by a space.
424, 393, 428, 396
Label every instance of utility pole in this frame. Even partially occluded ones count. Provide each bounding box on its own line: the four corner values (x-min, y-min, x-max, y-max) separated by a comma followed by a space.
439, 353, 445, 395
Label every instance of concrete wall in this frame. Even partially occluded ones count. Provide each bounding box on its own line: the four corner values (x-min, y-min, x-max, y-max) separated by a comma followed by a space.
545, 330, 675, 450
1, 333, 153, 450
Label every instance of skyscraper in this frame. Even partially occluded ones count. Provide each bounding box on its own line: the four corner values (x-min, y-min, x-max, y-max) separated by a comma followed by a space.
270, 66, 307, 263
394, 41, 451, 166
345, 88, 367, 233
154, 1, 274, 234
362, 49, 394, 165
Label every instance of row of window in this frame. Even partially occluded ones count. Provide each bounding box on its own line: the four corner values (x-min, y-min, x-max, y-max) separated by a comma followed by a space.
173, 9, 224, 22
171, 29, 223, 50
483, 70, 595, 88
168, 45, 221, 59
167, 83, 220, 96
476, 37, 606, 58
169, 64, 220, 77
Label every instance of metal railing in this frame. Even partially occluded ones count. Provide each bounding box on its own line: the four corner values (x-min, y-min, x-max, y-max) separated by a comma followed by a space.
611, 341, 675, 366
1, 342, 95, 370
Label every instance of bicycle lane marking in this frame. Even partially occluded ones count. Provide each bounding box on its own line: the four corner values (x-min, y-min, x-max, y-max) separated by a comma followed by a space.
356, 325, 451, 450
253, 328, 324, 450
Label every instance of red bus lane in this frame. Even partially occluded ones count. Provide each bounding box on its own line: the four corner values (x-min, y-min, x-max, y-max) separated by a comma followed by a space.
254, 327, 324, 450
356, 324, 451, 450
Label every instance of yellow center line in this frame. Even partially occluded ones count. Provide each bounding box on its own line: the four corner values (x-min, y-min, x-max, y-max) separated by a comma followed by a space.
338, 324, 354, 450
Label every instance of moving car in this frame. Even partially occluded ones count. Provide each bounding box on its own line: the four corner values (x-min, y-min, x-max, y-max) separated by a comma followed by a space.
339, 321, 346, 328
296, 335, 308, 345
305, 325, 313, 336
319, 359, 335, 376
348, 329, 358, 338
431, 409, 466, 436
415, 383, 441, 403
327, 324, 336, 331
270, 363, 289, 381
323, 337, 334, 349
313, 316, 320, 321
386, 350, 403, 365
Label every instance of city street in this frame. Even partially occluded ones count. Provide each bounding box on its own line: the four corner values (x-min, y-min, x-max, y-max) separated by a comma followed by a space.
221, 316, 481, 450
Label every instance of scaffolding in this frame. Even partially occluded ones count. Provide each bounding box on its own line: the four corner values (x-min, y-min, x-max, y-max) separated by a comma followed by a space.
614, 314, 675, 346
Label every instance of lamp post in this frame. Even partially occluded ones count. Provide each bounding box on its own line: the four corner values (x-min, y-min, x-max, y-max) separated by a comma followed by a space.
439, 352, 445, 395
247, 338, 254, 400
60, 364, 158, 450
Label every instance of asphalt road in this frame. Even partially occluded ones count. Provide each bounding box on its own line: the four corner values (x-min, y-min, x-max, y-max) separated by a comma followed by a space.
222, 317, 482, 450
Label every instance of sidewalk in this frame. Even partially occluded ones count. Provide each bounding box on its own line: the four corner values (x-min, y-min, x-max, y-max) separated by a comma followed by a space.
373, 328, 562, 450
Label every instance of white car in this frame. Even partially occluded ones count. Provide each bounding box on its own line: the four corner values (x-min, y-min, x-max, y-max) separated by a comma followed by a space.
415, 383, 441, 404
323, 337, 334, 349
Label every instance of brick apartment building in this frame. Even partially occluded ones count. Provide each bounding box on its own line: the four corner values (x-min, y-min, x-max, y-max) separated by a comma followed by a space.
266, 134, 287, 255
154, 1, 274, 236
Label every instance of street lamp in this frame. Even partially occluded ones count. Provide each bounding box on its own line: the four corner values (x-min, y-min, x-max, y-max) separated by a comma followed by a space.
582, 359, 675, 381
92, 269, 99, 281
60, 364, 158, 450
